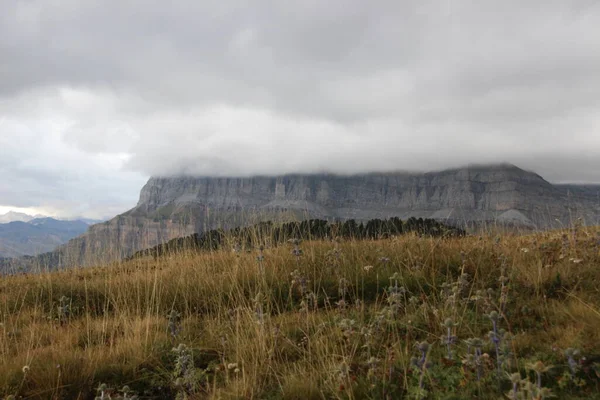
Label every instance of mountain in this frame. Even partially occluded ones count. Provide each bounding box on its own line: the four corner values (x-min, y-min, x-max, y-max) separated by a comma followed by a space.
0, 218, 89, 258
14, 163, 600, 269
0, 211, 45, 223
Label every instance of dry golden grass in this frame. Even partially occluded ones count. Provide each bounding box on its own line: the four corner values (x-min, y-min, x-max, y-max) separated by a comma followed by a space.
0, 226, 599, 399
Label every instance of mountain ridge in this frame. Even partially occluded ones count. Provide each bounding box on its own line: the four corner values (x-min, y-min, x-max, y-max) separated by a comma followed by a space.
0, 218, 90, 258
6, 163, 599, 269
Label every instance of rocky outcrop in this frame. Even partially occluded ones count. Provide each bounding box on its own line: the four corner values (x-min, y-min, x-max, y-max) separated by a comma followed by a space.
130, 163, 598, 226
26, 164, 600, 268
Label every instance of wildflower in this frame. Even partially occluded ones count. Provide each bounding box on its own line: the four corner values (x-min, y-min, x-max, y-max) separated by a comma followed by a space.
338, 318, 356, 337
464, 338, 484, 381
507, 372, 521, 400
411, 341, 432, 394
417, 341, 430, 354
95, 383, 109, 400
167, 310, 181, 340
442, 318, 459, 359
565, 348, 581, 377
527, 360, 553, 389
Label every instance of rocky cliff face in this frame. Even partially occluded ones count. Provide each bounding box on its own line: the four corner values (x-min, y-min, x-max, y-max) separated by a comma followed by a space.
38, 164, 600, 268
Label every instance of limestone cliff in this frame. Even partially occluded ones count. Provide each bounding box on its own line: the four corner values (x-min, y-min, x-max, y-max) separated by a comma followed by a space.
35, 164, 600, 268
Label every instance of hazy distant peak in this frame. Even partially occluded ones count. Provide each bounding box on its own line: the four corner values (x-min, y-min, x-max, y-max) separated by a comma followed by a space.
0, 211, 36, 223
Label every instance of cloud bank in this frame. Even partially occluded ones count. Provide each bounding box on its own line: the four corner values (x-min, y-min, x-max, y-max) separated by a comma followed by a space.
1, 1, 599, 217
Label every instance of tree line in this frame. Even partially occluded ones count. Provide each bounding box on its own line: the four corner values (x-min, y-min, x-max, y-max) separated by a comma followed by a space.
128, 217, 465, 260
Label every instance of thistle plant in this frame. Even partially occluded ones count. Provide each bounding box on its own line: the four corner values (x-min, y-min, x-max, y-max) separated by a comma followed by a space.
95, 383, 110, 400
172, 343, 198, 399
565, 348, 580, 378
167, 310, 182, 342
387, 273, 406, 314
289, 239, 303, 263
57, 296, 70, 325
488, 311, 503, 377
506, 372, 522, 400
304, 290, 318, 312
498, 257, 510, 312
290, 269, 308, 297
527, 360, 553, 390
337, 318, 357, 338
441, 318, 458, 360
464, 338, 485, 381
410, 341, 432, 399
337, 278, 350, 310
325, 246, 342, 273
360, 323, 377, 361
114, 385, 138, 400
440, 273, 470, 314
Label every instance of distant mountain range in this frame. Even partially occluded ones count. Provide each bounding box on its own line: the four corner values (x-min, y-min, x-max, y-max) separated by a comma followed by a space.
0, 211, 47, 223
1, 163, 599, 271
0, 217, 91, 258
0, 211, 103, 225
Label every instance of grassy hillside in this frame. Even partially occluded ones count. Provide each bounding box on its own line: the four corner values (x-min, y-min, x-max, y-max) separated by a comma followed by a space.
0, 225, 599, 399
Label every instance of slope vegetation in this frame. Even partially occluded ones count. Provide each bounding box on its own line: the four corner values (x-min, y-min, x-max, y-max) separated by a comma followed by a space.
0, 224, 599, 398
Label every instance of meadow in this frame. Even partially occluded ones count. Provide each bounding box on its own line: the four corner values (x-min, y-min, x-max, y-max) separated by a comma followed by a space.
1, 222, 599, 399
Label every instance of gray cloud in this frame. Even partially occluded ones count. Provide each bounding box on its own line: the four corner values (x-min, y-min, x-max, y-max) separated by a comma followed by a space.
1, 0, 599, 217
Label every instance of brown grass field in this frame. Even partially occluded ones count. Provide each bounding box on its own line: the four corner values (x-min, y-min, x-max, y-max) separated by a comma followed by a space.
1, 225, 600, 399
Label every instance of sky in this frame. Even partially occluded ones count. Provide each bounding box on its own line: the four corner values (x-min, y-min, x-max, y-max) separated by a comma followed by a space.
1, 1, 600, 219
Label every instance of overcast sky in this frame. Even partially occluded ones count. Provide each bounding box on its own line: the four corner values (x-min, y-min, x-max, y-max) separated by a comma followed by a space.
1, 1, 600, 219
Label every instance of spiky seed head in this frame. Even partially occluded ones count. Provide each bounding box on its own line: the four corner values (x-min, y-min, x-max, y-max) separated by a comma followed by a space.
509, 372, 521, 384
443, 318, 458, 328
527, 360, 552, 373
488, 311, 500, 322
